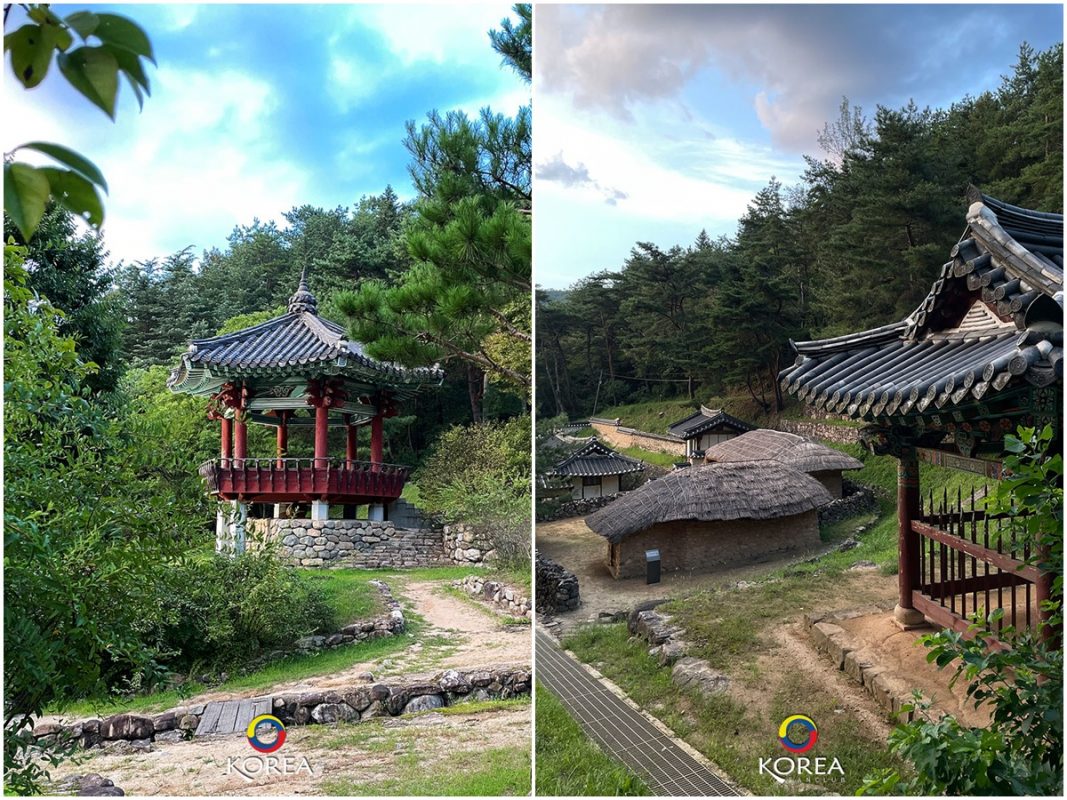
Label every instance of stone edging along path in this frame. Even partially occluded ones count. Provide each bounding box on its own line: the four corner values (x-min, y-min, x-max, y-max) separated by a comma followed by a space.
294, 579, 404, 652
32, 667, 531, 749
453, 575, 532, 618
805, 604, 933, 722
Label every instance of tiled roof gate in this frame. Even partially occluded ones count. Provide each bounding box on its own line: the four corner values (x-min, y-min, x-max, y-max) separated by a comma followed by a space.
777, 189, 1061, 648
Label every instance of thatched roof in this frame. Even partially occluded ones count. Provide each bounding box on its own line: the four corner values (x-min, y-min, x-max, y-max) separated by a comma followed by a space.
585, 461, 833, 543
702, 429, 863, 473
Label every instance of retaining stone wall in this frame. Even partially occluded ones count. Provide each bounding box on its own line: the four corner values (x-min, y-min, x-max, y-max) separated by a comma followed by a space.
818, 480, 878, 526
31, 668, 531, 749
774, 418, 861, 444
454, 575, 532, 618
536, 493, 622, 522
535, 554, 580, 613
589, 419, 686, 457
442, 523, 496, 565
247, 519, 450, 568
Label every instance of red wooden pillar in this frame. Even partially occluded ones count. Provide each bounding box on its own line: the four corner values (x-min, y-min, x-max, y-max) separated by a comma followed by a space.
345, 415, 358, 467
220, 416, 233, 467
314, 405, 329, 469
276, 411, 289, 467
370, 413, 383, 471
895, 446, 924, 627
234, 416, 248, 465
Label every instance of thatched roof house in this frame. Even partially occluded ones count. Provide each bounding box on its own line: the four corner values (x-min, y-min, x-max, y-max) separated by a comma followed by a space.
667, 406, 755, 460
548, 438, 644, 500
702, 429, 863, 497
585, 461, 831, 579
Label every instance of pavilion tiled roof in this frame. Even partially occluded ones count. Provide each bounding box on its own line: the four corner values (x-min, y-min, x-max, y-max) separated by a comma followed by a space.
167, 272, 440, 397
779, 190, 1062, 420
666, 406, 756, 439
548, 438, 645, 478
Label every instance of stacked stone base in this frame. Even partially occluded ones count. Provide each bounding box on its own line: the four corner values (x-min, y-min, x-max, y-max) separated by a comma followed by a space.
32, 668, 531, 750
535, 555, 580, 613
248, 519, 450, 568
293, 580, 404, 652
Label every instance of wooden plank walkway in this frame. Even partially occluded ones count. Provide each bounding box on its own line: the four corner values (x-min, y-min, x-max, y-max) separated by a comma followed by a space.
195, 697, 273, 736
536, 630, 737, 796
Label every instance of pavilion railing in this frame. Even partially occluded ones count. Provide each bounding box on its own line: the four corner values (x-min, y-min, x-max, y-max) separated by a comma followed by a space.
199, 457, 411, 500
911, 487, 1047, 649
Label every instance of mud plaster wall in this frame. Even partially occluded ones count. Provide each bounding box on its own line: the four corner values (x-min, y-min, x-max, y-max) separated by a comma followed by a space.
590, 420, 685, 457
607, 511, 821, 579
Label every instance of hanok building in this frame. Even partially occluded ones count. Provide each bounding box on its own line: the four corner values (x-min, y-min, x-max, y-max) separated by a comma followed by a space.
168, 273, 440, 553
547, 438, 644, 500
779, 190, 1061, 640
585, 461, 831, 579
703, 428, 863, 498
667, 406, 755, 461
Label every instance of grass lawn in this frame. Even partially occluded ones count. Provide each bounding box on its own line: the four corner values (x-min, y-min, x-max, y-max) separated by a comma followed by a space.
618, 445, 681, 469
535, 684, 649, 796
299, 569, 385, 626
563, 624, 908, 795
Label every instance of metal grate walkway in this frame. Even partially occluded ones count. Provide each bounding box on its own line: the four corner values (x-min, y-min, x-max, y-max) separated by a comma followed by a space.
536, 630, 737, 796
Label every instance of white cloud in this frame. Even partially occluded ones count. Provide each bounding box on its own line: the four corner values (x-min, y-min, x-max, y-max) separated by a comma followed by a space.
4, 64, 305, 265
358, 3, 512, 66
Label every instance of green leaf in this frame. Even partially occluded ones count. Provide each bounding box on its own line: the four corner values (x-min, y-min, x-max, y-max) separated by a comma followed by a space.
64, 11, 100, 40
57, 46, 119, 119
105, 43, 151, 95
4, 162, 51, 240
36, 168, 105, 228
5, 24, 54, 88
18, 142, 108, 192
93, 14, 155, 63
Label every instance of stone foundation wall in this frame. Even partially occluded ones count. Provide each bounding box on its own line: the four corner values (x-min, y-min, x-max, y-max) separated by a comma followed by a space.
774, 418, 861, 444
247, 519, 449, 568
536, 493, 622, 522
611, 511, 821, 579
818, 480, 878, 526
32, 668, 531, 749
535, 554, 580, 613
589, 418, 686, 457
442, 523, 496, 564
454, 575, 532, 618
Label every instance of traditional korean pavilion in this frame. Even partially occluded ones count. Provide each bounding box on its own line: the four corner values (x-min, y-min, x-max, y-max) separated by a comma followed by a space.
547, 438, 644, 499
779, 189, 1061, 641
667, 406, 755, 461
168, 272, 440, 551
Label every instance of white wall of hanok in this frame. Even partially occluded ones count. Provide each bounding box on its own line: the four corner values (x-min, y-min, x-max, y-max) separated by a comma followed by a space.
686, 430, 740, 458
570, 473, 620, 499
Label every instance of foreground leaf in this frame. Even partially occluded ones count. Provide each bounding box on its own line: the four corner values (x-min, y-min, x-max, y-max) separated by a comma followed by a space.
4, 163, 51, 239
5, 24, 54, 87
57, 46, 119, 119
19, 142, 109, 192
37, 168, 105, 228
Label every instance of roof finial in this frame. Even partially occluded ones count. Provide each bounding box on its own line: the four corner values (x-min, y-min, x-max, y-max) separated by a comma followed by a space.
287, 267, 317, 314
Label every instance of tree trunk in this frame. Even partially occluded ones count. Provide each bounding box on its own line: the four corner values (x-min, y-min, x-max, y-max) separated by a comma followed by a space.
467, 365, 485, 423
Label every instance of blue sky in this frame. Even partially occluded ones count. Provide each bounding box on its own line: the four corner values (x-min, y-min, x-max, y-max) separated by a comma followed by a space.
4, 3, 526, 265
534, 3, 1064, 289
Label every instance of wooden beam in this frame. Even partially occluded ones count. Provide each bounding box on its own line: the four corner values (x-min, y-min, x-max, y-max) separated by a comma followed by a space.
911, 520, 1041, 582
911, 592, 1011, 652
923, 571, 1027, 599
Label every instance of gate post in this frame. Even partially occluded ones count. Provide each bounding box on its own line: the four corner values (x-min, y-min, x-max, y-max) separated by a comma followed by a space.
894, 446, 926, 628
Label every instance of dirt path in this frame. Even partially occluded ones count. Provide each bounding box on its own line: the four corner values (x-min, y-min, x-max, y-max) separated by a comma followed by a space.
45, 578, 532, 794
537, 517, 841, 635
51, 706, 530, 796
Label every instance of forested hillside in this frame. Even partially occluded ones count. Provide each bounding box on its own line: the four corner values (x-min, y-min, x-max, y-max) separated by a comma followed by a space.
536, 43, 1063, 419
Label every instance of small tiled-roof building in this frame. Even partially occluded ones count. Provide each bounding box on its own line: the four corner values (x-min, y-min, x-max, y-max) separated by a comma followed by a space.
586, 461, 831, 579
703, 428, 863, 498
666, 406, 755, 460
548, 438, 644, 500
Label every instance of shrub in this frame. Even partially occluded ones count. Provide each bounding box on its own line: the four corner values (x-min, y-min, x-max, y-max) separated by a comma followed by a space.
148, 551, 334, 670
415, 416, 531, 567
